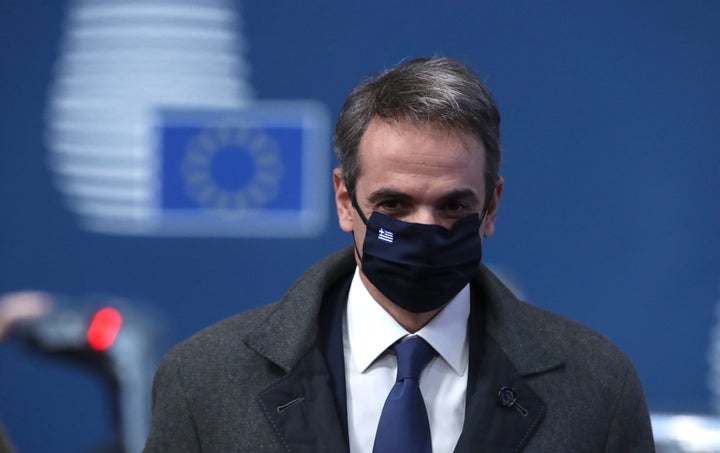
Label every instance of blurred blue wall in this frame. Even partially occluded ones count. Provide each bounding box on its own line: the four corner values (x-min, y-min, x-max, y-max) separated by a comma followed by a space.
1, 1, 718, 451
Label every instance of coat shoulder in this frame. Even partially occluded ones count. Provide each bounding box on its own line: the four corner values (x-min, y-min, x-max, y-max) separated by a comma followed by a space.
158, 302, 280, 372
512, 297, 635, 376
478, 265, 635, 377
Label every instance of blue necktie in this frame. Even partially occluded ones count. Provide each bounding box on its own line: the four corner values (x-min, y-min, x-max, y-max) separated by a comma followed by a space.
373, 336, 435, 453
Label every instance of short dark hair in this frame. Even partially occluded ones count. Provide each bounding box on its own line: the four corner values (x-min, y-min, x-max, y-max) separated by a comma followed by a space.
334, 56, 501, 204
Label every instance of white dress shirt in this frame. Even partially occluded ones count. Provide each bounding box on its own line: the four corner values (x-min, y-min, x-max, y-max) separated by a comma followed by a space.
344, 267, 470, 453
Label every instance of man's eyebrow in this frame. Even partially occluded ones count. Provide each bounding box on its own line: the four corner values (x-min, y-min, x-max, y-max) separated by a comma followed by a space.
365, 188, 480, 204
437, 189, 480, 205
366, 188, 411, 204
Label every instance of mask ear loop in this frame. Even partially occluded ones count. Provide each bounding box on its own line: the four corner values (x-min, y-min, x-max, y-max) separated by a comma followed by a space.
348, 189, 369, 263
478, 180, 499, 233
348, 189, 369, 225
479, 207, 488, 227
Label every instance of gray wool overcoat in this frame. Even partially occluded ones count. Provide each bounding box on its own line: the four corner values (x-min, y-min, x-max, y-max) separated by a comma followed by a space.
144, 247, 654, 452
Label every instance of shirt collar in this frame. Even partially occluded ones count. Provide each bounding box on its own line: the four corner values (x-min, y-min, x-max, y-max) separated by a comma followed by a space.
346, 267, 470, 375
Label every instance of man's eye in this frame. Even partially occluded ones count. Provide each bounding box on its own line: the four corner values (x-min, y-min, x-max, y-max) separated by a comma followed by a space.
443, 202, 468, 212
441, 202, 472, 218
377, 200, 405, 212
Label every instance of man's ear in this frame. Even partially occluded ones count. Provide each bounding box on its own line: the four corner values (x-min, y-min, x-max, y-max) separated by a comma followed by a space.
482, 176, 504, 238
333, 168, 354, 233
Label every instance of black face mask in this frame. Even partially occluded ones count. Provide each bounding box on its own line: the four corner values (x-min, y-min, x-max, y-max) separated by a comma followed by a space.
352, 197, 484, 313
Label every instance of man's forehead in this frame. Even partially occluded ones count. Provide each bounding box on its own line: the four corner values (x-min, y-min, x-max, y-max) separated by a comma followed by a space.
355, 119, 485, 173
355, 119, 485, 178
363, 117, 481, 148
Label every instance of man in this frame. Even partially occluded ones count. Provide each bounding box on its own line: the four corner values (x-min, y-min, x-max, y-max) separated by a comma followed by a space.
144, 57, 654, 452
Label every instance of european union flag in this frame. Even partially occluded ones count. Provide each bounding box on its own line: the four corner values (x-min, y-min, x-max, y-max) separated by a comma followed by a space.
155, 103, 329, 237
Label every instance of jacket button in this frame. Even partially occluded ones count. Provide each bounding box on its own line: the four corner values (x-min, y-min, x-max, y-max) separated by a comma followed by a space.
498, 386, 517, 407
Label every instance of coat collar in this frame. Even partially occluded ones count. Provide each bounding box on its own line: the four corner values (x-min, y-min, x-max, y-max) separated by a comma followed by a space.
243, 248, 354, 372
473, 265, 565, 377
244, 246, 565, 377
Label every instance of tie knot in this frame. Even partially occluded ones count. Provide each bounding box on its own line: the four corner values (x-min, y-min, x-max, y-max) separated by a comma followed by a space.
393, 337, 435, 382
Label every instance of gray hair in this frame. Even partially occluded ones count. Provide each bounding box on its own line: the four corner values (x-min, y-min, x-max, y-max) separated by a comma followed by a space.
334, 57, 501, 204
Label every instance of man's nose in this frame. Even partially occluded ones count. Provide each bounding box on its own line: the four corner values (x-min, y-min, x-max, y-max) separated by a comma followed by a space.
405, 208, 445, 227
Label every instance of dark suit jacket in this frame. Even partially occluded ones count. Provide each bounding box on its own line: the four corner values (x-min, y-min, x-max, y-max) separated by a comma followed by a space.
144, 247, 654, 452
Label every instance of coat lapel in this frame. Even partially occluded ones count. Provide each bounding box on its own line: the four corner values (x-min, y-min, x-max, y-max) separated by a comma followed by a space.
454, 335, 548, 452
454, 265, 564, 452
246, 251, 355, 452
257, 346, 348, 453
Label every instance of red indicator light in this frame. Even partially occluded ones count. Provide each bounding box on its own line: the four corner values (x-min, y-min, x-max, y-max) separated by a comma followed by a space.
87, 307, 123, 351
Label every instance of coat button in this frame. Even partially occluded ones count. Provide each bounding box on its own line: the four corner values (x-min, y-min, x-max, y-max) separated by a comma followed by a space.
498, 386, 517, 407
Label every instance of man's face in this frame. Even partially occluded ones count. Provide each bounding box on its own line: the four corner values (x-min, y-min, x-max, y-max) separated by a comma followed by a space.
334, 118, 502, 249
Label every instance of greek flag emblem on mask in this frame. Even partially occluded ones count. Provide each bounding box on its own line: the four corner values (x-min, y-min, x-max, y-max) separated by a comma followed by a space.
378, 228, 394, 243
